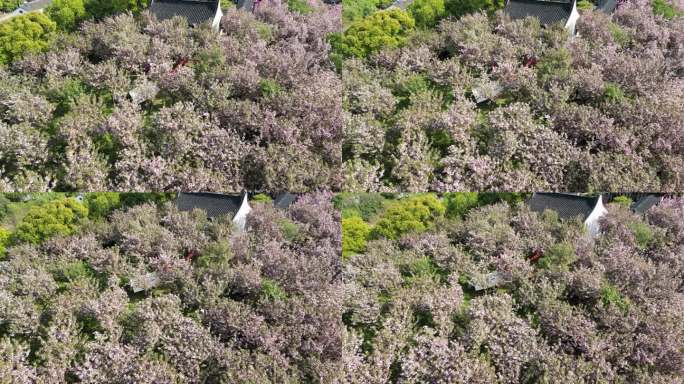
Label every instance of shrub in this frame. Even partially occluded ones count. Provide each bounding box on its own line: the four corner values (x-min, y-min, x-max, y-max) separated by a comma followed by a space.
577, 0, 593, 10
84, 193, 121, 220
46, 0, 87, 31
444, 192, 479, 218
627, 222, 653, 249
84, 0, 149, 19
334, 193, 386, 220
611, 195, 632, 208
371, 194, 445, 239
278, 218, 300, 242
0, 227, 10, 258
445, 0, 504, 17
0, 0, 22, 13
333, 8, 415, 58
408, 0, 446, 28
607, 22, 630, 45
0, 13, 57, 65
260, 278, 287, 301
251, 194, 273, 204
536, 48, 573, 84
603, 82, 625, 103
342, 216, 372, 258
288, 0, 313, 14
12, 198, 88, 244
651, 0, 682, 19
600, 284, 630, 313
259, 78, 283, 98
342, 0, 381, 23
0, 194, 9, 219
537, 242, 576, 271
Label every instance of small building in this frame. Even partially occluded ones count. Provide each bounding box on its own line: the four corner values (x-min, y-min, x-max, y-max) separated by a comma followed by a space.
630, 194, 663, 215
149, 0, 223, 31
175, 192, 298, 230
527, 193, 607, 237
503, 0, 581, 35
273, 193, 298, 210
176, 192, 251, 230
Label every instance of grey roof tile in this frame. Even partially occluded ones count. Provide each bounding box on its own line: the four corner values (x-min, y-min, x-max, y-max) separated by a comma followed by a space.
150, 0, 219, 26
273, 193, 298, 210
631, 195, 662, 215
528, 193, 598, 221
504, 0, 573, 26
176, 192, 242, 219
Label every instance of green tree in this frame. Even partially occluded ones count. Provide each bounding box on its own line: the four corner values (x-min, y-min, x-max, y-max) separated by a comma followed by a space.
371, 194, 445, 240
342, 216, 372, 258
0, 227, 10, 258
652, 0, 682, 19
610, 195, 632, 208
12, 198, 88, 244
537, 242, 576, 272
84, 0, 148, 19
251, 193, 273, 204
0, 0, 23, 12
47, 0, 87, 31
576, 0, 593, 10
84, 192, 121, 220
0, 13, 57, 65
334, 193, 386, 220
628, 222, 653, 249
333, 8, 415, 58
342, 0, 381, 23
408, 0, 446, 28
444, 192, 479, 218
288, 0, 313, 14
445, 0, 504, 18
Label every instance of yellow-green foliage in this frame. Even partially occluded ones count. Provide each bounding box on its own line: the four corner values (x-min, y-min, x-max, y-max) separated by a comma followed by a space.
342, 216, 372, 258
628, 222, 654, 249
334, 193, 386, 220
279, 218, 300, 242
537, 242, 577, 271
85, 192, 121, 219
12, 198, 88, 244
260, 278, 287, 301
251, 193, 273, 204
600, 284, 630, 314
608, 22, 630, 46
0, 13, 57, 65
445, 0, 504, 17
408, 0, 446, 28
288, 0, 313, 14
444, 192, 479, 218
0, 0, 23, 12
611, 195, 632, 208
577, 0, 593, 10
46, 0, 87, 31
371, 194, 445, 239
0, 227, 10, 258
652, 0, 682, 19
332, 8, 415, 58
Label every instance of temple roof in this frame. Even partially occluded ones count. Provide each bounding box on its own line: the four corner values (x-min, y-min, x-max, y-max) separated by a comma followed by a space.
504, 0, 574, 26
150, 0, 220, 26
528, 193, 599, 221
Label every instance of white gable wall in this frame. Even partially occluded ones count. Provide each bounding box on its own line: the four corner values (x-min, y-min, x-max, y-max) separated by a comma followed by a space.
565, 0, 580, 35
212, 6, 223, 31
584, 195, 607, 237
233, 193, 252, 231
